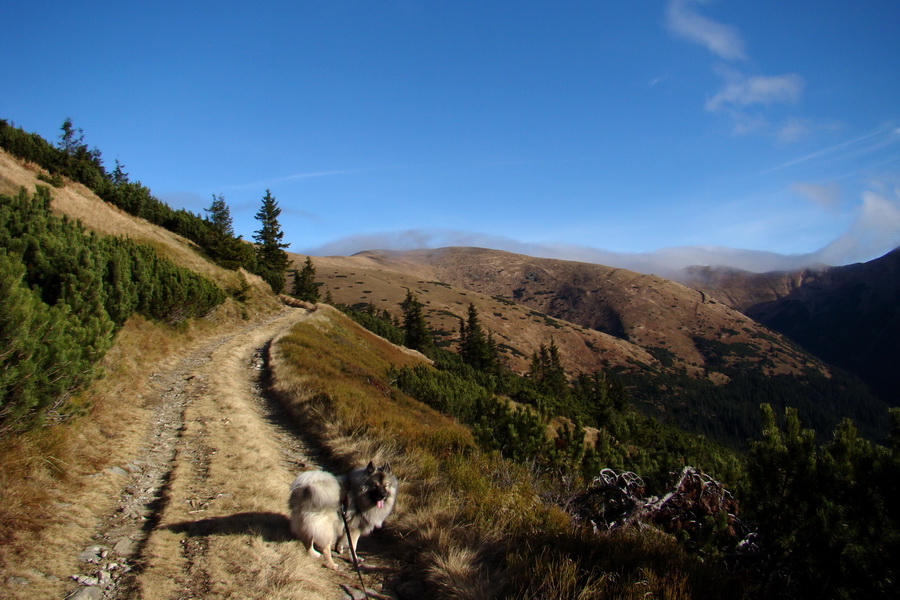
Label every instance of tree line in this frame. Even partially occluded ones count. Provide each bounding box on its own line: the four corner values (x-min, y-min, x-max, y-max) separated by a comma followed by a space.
0, 118, 292, 294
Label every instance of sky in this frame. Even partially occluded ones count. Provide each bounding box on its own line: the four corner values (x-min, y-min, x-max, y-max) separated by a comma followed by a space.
2, 0, 899, 274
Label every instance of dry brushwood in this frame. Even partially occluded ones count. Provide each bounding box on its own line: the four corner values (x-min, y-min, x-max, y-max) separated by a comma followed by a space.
572, 466, 752, 552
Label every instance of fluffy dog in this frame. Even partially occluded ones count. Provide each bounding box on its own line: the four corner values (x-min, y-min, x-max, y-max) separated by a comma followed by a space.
288, 462, 397, 569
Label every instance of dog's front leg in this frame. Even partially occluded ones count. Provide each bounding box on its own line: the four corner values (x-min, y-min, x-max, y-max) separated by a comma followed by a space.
321, 544, 338, 570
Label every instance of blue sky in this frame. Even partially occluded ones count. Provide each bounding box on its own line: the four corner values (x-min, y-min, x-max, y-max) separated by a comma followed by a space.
2, 0, 899, 273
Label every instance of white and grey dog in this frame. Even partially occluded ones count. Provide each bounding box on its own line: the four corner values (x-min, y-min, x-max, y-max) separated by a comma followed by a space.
288, 462, 397, 569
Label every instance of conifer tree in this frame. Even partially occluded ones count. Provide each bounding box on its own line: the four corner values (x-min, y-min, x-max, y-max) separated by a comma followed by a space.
291, 256, 320, 303
205, 193, 234, 237
111, 159, 129, 185
58, 117, 84, 155
252, 189, 290, 293
401, 290, 432, 353
459, 303, 500, 373
528, 339, 569, 400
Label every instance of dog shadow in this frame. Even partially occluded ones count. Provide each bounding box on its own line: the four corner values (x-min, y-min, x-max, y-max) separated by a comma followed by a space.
163, 512, 292, 542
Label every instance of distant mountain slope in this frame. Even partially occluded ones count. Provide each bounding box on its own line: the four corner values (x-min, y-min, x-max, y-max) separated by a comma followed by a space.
683, 248, 900, 406
305, 247, 888, 445
309, 251, 654, 376
342, 247, 819, 377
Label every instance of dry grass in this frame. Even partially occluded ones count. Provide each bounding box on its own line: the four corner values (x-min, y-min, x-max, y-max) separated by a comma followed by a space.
269, 307, 569, 598
268, 307, 748, 599
0, 155, 285, 595
311, 253, 653, 375
0, 149, 267, 295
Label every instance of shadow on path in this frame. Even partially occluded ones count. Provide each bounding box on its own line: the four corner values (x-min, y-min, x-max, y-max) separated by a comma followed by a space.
163, 511, 292, 542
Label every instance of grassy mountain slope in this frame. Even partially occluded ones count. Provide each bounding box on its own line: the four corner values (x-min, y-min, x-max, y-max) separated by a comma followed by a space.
309, 251, 653, 374
319, 247, 819, 376
3, 140, 896, 599
0, 150, 259, 299
305, 247, 887, 444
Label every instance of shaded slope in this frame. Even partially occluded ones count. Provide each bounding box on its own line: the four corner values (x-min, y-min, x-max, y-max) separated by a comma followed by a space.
682, 247, 900, 407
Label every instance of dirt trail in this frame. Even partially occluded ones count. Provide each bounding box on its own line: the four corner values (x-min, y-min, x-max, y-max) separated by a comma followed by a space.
64, 307, 399, 600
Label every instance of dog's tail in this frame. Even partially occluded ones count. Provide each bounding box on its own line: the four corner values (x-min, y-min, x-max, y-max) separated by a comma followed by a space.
288, 470, 341, 512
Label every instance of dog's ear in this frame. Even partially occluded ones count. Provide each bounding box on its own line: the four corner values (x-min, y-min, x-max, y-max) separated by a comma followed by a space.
381, 463, 392, 475
366, 461, 376, 474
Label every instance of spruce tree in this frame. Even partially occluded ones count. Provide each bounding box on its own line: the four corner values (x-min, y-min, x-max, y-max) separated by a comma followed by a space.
205, 193, 234, 237
459, 303, 500, 373
58, 117, 84, 155
111, 159, 129, 185
292, 256, 320, 303
401, 290, 432, 353
252, 189, 290, 293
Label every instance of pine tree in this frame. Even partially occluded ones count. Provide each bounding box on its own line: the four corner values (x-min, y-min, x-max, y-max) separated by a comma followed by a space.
291, 256, 320, 303
459, 303, 500, 372
252, 189, 290, 293
528, 339, 569, 401
205, 193, 234, 237
401, 290, 432, 353
111, 159, 129, 185
58, 117, 84, 155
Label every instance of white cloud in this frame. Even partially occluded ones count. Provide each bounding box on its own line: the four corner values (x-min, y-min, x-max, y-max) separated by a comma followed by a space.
775, 118, 815, 144
790, 182, 842, 212
816, 190, 900, 265
665, 3, 812, 143
706, 71, 804, 112
305, 188, 900, 276
666, 0, 746, 60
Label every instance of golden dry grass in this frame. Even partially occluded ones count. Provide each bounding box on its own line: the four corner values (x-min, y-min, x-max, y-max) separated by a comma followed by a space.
0, 151, 287, 596
267, 307, 582, 598
310, 253, 653, 375
267, 307, 746, 600
0, 149, 271, 296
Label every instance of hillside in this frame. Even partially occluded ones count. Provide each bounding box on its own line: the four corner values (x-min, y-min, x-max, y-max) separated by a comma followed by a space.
306, 247, 888, 444
0, 156, 744, 598
2, 134, 898, 599
681, 247, 900, 406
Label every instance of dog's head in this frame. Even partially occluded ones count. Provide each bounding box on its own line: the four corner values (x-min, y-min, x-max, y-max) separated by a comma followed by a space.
359, 462, 396, 509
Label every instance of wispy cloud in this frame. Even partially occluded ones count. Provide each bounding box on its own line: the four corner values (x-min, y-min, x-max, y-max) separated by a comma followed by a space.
666, 1, 809, 141
666, 0, 746, 60
222, 168, 369, 191
790, 182, 842, 212
305, 185, 900, 274
705, 70, 804, 112
763, 123, 900, 174
817, 189, 900, 265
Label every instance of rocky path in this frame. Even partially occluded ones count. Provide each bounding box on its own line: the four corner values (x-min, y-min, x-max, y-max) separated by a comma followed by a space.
63, 308, 399, 600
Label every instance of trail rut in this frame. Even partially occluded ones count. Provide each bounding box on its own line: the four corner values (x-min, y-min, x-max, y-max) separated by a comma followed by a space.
64, 308, 399, 600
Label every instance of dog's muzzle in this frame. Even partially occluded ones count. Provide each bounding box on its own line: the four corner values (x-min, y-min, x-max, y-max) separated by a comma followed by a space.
370, 487, 388, 508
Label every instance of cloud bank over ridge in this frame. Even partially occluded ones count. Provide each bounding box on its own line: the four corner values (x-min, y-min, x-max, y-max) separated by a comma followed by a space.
305, 187, 900, 275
